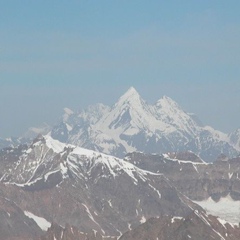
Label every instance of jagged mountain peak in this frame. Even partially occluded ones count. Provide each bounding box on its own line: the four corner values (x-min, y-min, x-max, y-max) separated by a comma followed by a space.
83, 103, 109, 112
122, 86, 139, 98
155, 95, 182, 110
43, 87, 240, 161
96, 87, 153, 132
78, 103, 110, 125
116, 87, 144, 107
154, 95, 199, 134
2, 135, 168, 194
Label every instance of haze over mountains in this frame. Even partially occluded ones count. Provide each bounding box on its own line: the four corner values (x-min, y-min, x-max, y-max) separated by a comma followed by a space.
0, 87, 240, 239
1, 87, 239, 162
46, 87, 239, 162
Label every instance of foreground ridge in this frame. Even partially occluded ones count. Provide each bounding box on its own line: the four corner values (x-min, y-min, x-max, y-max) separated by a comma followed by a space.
0, 136, 240, 239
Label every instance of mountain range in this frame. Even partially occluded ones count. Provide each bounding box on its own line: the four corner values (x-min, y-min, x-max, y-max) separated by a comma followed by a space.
0, 135, 201, 239
1, 87, 239, 162
47, 87, 239, 162
1, 136, 240, 239
1, 87, 240, 239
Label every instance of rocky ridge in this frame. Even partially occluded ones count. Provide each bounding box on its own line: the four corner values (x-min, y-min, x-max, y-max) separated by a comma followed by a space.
0, 136, 240, 239
0, 136, 199, 239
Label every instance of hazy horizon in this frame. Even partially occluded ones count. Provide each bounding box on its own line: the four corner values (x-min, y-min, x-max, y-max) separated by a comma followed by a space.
1, 1, 240, 138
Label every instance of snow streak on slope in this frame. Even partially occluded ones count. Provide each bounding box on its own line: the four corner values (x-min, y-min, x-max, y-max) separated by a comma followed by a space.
24, 211, 51, 231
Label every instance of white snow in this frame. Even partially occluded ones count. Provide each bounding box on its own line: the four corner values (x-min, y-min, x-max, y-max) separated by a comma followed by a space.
25, 148, 32, 154
108, 199, 113, 208
140, 216, 146, 223
82, 203, 103, 232
41, 87, 237, 164
171, 216, 183, 223
162, 153, 207, 165
194, 194, 240, 224
60, 162, 68, 177
203, 126, 228, 142
92, 87, 178, 154
193, 164, 199, 173
24, 211, 51, 231
148, 183, 161, 198
66, 123, 72, 131
217, 218, 229, 229
44, 169, 60, 181
45, 135, 67, 153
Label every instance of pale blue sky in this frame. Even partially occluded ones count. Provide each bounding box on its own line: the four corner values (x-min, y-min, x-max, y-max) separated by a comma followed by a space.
0, 1, 240, 137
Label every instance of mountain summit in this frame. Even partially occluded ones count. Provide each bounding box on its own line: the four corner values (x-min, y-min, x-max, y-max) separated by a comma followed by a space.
48, 87, 238, 161
118, 86, 140, 101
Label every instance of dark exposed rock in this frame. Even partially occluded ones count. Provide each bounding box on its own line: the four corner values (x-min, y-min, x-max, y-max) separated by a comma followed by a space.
125, 152, 240, 201
120, 211, 240, 240
0, 136, 240, 239
0, 183, 43, 240
39, 223, 117, 240
0, 136, 201, 239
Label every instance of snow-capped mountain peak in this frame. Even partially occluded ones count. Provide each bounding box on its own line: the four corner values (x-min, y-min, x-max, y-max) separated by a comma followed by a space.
155, 95, 182, 111
46, 87, 239, 161
120, 86, 139, 99
96, 87, 152, 131
115, 86, 145, 109
154, 95, 199, 135
78, 103, 110, 125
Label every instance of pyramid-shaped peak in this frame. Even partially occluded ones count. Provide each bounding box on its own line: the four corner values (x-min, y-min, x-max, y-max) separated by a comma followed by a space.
122, 87, 140, 98
117, 87, 143, 105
